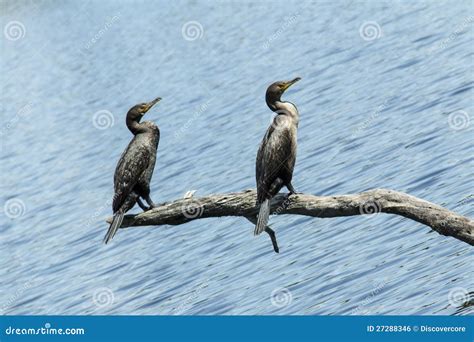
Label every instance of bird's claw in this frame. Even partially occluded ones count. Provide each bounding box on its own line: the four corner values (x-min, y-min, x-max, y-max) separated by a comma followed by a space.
144, 204, 157, 212
286, 191, 301, 199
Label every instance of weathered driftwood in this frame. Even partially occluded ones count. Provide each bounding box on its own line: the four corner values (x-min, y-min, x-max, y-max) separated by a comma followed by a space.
107, 188, 474, 247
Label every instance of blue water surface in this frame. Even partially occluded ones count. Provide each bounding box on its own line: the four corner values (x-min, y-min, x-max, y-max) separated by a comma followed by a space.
0, 0, 473, 315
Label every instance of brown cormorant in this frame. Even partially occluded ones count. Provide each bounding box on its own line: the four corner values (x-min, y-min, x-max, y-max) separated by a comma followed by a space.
103, 97, 162, 244
255, 77, 301, 236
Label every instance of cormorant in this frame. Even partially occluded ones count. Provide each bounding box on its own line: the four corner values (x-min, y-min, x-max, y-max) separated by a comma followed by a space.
255, 77, 301, 236
103, 97, 162, 244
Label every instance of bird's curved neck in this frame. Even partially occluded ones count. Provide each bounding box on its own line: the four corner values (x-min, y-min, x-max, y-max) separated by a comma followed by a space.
126, 118, 148, 135
267, 94, 298, 115
270, 100, 299, 121
266, 93, 281, 112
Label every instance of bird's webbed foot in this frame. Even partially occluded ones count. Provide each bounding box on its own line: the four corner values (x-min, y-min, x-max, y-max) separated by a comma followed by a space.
146, 204, 158, 211
137, 198, 150, 211
144, 195, 157, 210
286, 182, 300, 196
137, 197, 157, 212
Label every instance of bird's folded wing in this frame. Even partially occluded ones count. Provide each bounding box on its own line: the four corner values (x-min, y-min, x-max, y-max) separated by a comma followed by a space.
256, 124, 293, 203
112, 146, 150, 213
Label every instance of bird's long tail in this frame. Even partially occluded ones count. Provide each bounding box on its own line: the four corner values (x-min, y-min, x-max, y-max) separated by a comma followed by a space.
103, 211, 125, 244
254, 199, 270, 235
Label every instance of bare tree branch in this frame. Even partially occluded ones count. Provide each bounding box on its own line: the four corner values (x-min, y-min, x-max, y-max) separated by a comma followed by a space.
107, 189, 474, 246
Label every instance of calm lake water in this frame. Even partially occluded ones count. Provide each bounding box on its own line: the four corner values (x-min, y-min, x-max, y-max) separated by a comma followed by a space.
1, 0, 473, 315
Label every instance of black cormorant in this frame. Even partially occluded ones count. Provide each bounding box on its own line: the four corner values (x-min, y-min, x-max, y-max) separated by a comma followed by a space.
104, 97, 162, 244
255, 77, 301, 236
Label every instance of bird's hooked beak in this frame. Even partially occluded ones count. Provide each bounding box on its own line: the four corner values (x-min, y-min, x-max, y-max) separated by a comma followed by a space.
282, 77, 301, 92
142, 97, 162, 114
